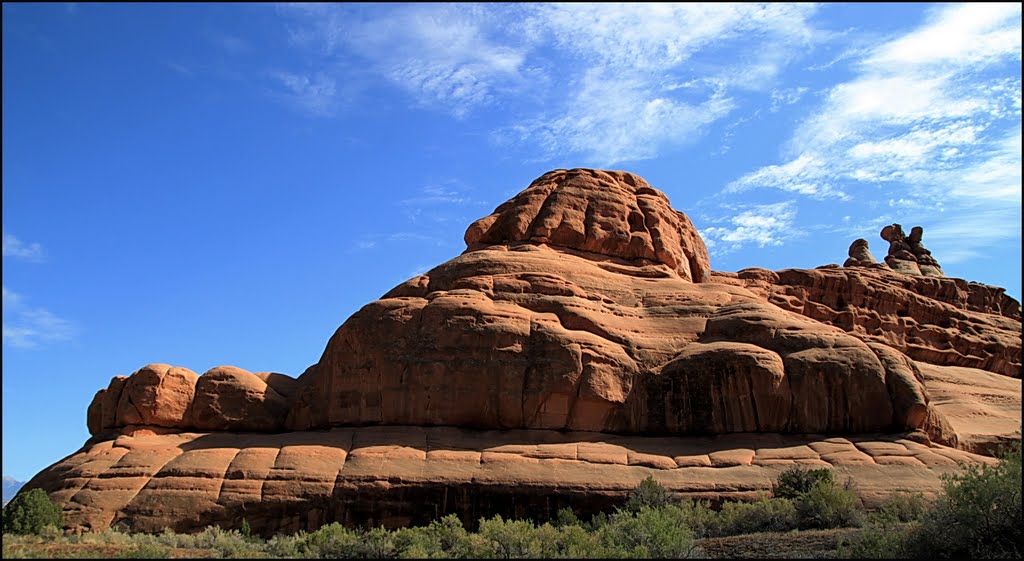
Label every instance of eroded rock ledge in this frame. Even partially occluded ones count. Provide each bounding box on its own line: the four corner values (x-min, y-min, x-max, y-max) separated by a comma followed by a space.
31, 426, 995, 536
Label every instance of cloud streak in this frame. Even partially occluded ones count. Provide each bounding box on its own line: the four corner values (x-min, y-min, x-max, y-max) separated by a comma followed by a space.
2, 232, 45, 262
276, 3, 822, 163
2, 286, 77, 349
701, 201, 799, 255
726, 3, 1021, 249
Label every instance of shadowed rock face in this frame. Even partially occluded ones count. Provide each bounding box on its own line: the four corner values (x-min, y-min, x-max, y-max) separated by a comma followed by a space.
30, 168, 1021, 536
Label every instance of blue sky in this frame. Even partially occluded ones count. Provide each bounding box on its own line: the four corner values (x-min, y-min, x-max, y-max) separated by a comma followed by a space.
2, 3, 1020, 481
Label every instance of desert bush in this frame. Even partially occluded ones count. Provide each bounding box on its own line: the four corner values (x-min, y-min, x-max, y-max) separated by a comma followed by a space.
718, 496, 798, 535
2, 488, 65, 536
870, 490, 927, 524
598, 507, 699, 559
774, 466, 834, 499
671, 499, 721, 538
477, 515, 542, 559
837, 519, 912, 559
553, 523, 601, 558
416, 513, 485, 558
623, 476, 671, 513
552, 507, 580, 528
585, 511, 609, 532
117, 543, 173, 558
354, 526, 398, 559
264, 532, 306, 558
389, 527, 436, 559
298, 522, 361, 558
190, 525, 263, 558
902, 441, 1022, 559
795, 478, 863, 529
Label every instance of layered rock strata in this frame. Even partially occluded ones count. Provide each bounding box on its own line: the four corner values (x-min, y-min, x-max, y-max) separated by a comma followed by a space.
31, 427, 996, 536
24, 168, 1022, 535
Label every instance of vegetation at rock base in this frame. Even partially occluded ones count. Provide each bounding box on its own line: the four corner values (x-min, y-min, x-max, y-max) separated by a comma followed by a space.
3, 446, 1021, 558
840, 439, 1022, 559
2, 488, 64, 536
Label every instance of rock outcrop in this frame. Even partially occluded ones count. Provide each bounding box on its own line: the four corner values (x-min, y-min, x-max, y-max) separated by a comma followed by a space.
843, 238, 885, 269
876, 223, 945, 278
25, 168, 1021, 536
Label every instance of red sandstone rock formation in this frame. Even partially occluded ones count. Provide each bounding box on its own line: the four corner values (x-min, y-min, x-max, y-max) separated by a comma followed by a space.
28, 168, 1022, 536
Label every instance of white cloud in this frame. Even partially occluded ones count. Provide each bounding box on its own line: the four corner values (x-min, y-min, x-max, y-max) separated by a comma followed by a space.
271, 71, 338, 116
727, 154, 847, 199
864, 3, 1021, 70
512, 69, 735, 165
2, 232, 45, 262
770, 87, 808, 112
512, 3, 819, 164
950, 125, 1022, 203
279, 4, 528, 117
528, 3, 816, 72
923, 204, 1022, 265
701, 201, 798, 253
2, 286, 76, 349
277, 3, 821, 162
728, 3, 1021, 256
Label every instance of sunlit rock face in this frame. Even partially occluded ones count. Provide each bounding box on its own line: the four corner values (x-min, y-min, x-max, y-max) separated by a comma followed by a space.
29, 168, 1021, 536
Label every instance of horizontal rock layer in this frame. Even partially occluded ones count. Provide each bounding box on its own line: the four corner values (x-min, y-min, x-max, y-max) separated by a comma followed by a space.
28, 426, 994, 537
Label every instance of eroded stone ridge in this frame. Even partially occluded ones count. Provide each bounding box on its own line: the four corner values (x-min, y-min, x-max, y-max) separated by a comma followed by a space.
762, 267, 1021, 378
464, 168, 711, 283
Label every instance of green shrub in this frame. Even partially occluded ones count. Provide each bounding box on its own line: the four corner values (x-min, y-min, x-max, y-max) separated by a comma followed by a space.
552, 507, 580, 528
554, 523, 602, 558
671, 499, 721, 538
623, 476, 671, 513
418, 513, 482, 558
1, 488, 64, 535
190, 525, 262, 558
795, 479, 863, 529
903, 442, 1022, 559
355, 526, 398, 559
837, 519, 913, 559
598, 507, 698, 559
264, 532, 305, 558
718, 496, 798, 535
871, 491, 927, 524
585, 511, 609, 532
300, 522, 361, 558
477, 515, 541, 559
117, 543, 172, 559
774, 466, 834, 499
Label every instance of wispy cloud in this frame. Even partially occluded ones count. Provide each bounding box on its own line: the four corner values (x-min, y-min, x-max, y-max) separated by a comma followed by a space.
279, 4, 529, 117
770, 86, 809, 112
727, 3, 1021, 250
509, 70, 735, 165
271, 71, 338, 116
2, 232, 45, 262
510, 3, 819, 165
275, 4, 821, 162
2, 286, 77, 349
215, 33, 250, 55
701, 201, 798, 255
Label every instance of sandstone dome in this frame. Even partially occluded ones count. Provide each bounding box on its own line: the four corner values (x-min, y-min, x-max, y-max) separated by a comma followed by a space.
23, 168, 1021, 535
